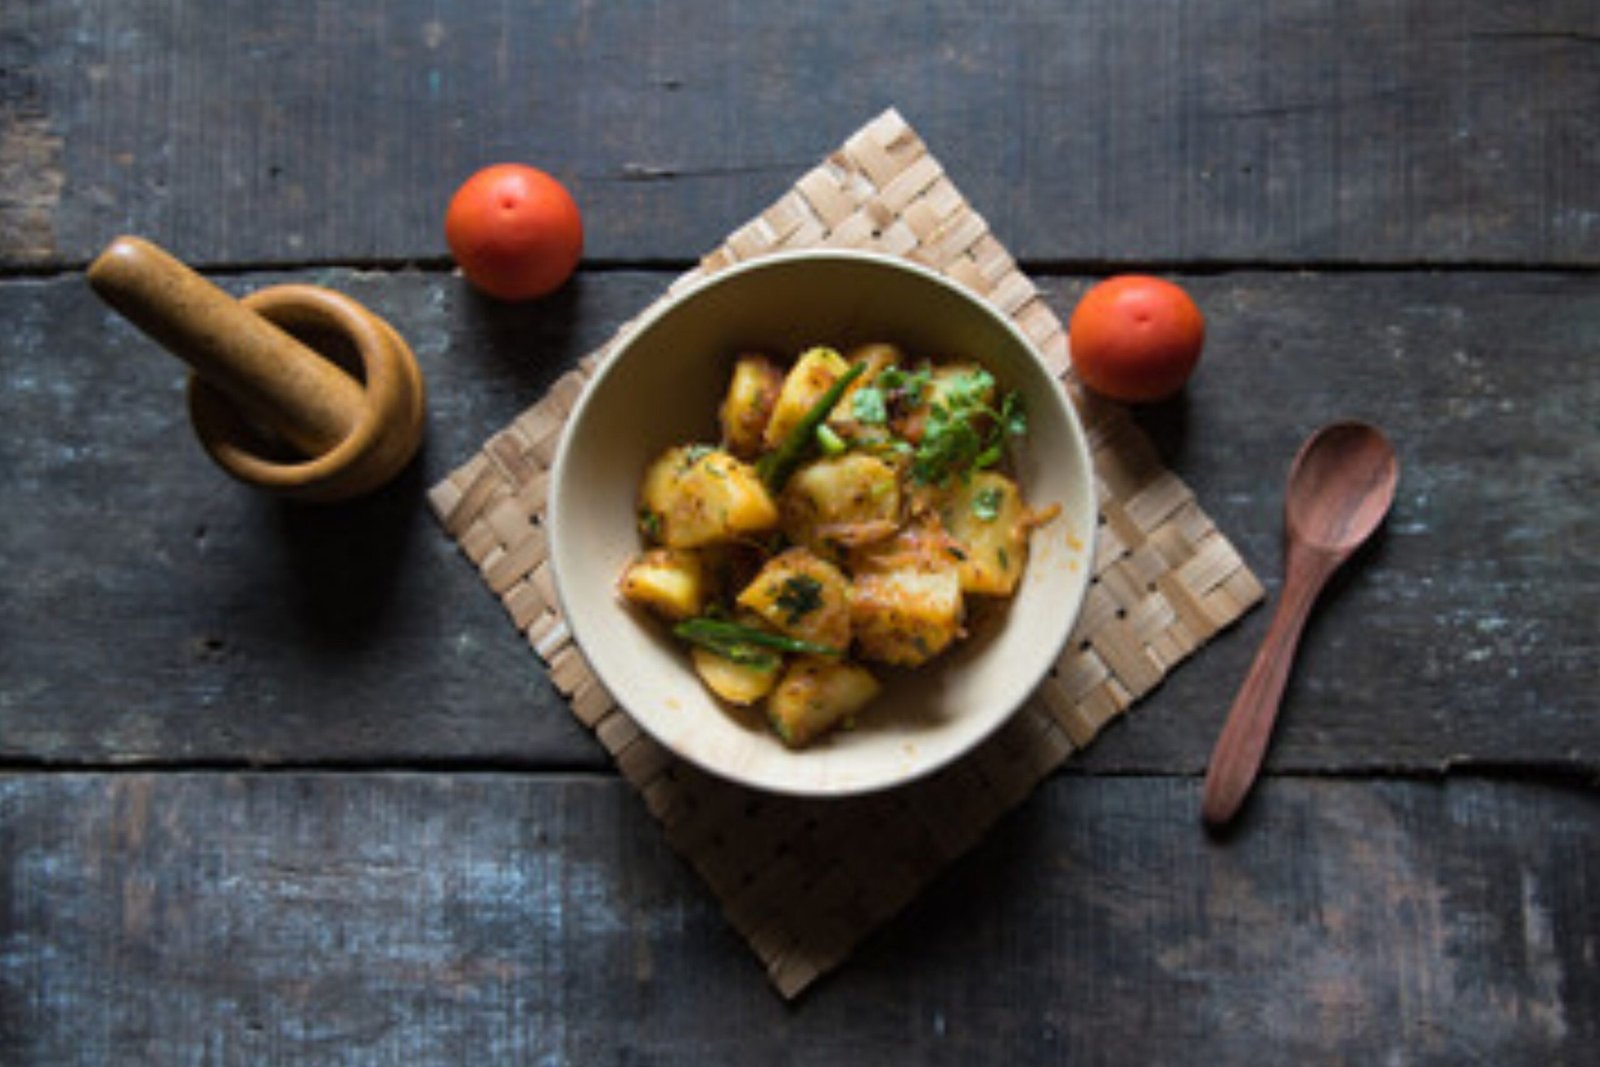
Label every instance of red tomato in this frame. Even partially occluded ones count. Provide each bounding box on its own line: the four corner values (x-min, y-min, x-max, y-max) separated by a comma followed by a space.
445, 164, 583, 301
1068, 275, 1205, 402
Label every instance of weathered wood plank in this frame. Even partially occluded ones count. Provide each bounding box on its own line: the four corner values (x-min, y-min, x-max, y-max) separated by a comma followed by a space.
4, 0, 1598, 270
1058, 270, 1600, 776
1, 773, 1593, 1064
1, 269, 1593, 771
0, 268, 661, 769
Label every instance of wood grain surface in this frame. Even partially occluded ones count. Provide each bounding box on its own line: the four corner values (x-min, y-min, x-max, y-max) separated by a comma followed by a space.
4, 1, 1598, 269
2, 270, 1592, 773
1, 773, 1594, 1064
3, 0, 1597, 1059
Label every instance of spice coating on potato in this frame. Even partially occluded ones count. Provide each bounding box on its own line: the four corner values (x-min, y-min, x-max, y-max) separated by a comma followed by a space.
638, 445, 779, 548
719, 354, 783, 459
848, 524, 967, 666
735, 547, 852, 650
936, 471, 1031, 596
619, 547, 708, 620
767, 656, 881, 748
850, 564, 965, 667
780, 452, 901, 555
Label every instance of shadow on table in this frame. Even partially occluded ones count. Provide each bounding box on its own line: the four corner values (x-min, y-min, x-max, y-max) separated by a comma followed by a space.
257, 275, 597, 650
457, 275, 588, 399
267, 457, 429, 650
1127, 391, 1191, 469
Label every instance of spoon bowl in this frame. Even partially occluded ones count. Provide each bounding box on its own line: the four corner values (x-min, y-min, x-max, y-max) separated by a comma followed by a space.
1286, 421, 1399, 553
1202, 421, 1398, 828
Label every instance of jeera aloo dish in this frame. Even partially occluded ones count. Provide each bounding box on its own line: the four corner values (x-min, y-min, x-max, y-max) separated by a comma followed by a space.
618, 343, 1059, 748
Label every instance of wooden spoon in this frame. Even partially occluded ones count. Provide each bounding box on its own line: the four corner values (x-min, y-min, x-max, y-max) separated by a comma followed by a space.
1201, 421, 1399, 827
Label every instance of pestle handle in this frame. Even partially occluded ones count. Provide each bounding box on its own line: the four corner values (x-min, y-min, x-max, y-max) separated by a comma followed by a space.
88, 236, 366, 457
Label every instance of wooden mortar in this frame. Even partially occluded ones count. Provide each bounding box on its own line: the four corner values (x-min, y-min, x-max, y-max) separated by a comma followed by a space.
88, 236, 425, 502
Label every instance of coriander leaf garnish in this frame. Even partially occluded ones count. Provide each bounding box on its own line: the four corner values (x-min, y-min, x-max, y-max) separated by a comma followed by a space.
911, 403, 981, 484
638, 507, 663, 541
678, 443, 716, 471
909, 381, 1026, 486
877, 364, 931, 397
971, 486, 1004, 521
774, 574, 824, 622
942, 368, 996, 409
851, 386, 888, 425
999, 390, 1027, 438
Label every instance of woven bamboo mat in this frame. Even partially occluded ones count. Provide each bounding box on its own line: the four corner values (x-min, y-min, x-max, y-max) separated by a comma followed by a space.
428, 108, 1263, 999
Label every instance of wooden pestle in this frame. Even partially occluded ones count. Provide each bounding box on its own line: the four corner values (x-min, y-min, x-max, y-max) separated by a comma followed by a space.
88, 236, 367, 457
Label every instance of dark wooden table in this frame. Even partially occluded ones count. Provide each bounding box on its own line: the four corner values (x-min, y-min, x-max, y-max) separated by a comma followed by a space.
4, 3, 1596, 1062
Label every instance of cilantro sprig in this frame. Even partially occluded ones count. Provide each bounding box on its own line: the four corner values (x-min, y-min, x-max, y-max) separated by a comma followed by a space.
851, 365, 931, 427
910, 369, 1026, 486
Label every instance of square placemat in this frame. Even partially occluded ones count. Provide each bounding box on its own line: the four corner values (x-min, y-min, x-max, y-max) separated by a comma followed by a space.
429, 108, 1263, 998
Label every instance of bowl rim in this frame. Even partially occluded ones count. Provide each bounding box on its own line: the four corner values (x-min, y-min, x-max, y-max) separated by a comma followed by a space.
548, 247, 1097, 797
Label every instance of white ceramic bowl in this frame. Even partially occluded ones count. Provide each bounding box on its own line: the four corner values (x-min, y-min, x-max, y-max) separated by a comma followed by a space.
549, 250, 1096, 797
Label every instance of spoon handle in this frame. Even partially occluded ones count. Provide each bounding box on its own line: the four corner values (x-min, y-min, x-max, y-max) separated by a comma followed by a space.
1201, 544, 1340, 826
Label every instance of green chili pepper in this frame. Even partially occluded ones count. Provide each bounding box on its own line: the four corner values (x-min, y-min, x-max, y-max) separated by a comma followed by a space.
756, 360, 867, 491
673, 617, 842, 664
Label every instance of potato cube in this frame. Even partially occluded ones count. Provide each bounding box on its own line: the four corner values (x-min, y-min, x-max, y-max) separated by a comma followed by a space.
638, 445, 779, 548
780, 453, 901, 554
619, 547, 707, 620
719, 354, 784, 459
691, 645, 780, 706
762, 347, 850, 451
848, 521, 968, 575
735, 547, 852, 650
848, 525, 966, 666
937, 472, 1031, 596
766, 656, 881, 748
849, 566, 965, 667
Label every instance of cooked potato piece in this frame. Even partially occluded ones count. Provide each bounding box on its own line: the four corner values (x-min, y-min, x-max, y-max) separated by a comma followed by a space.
827, 343, 904, 436
849, 520, 966, 574
719, 354, 783, 458
638, 445, 779, 548
691, 645, 780, 705
766, 656, 881, 747
849, 525, 966, 667
846, 341, 903, 378
780, 453, 901, 554
937, 471, 1031, 596
619, 547, 708, 620
735, 547, 852, 650
762, 346, 850, 451
850, 566, 965, 667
